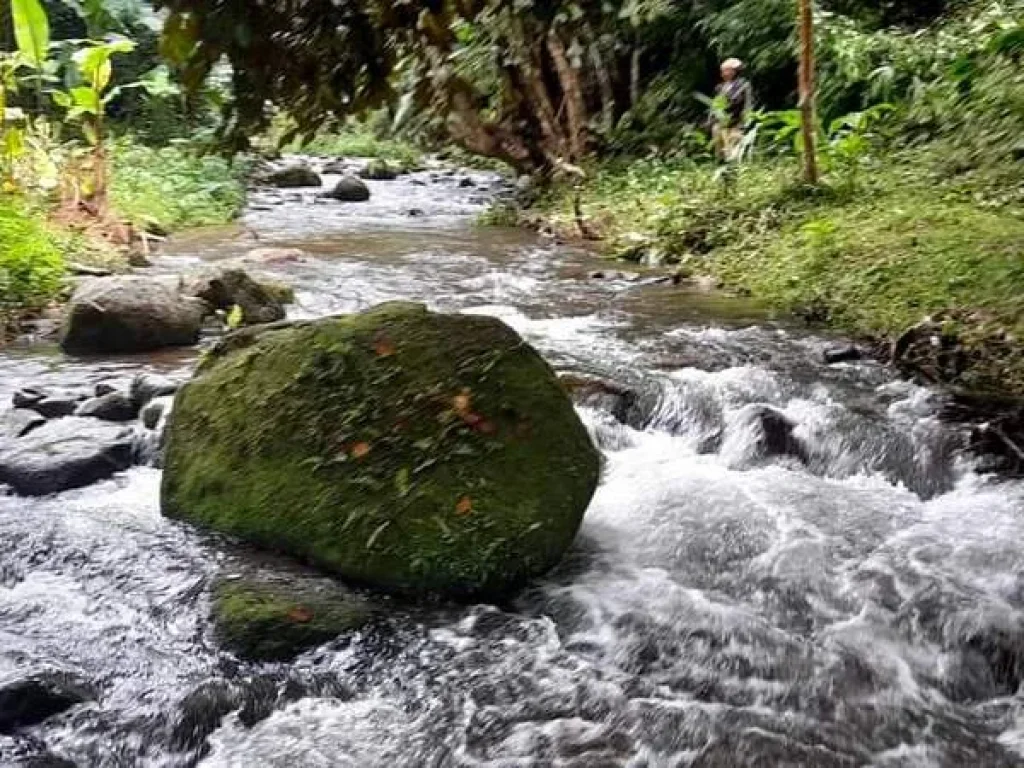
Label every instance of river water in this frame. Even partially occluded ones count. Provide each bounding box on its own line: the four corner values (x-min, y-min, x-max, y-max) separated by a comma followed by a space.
2, 166, 1024, 767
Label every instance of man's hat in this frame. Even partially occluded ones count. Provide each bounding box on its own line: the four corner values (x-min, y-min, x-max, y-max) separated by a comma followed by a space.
721, 58, 744, 70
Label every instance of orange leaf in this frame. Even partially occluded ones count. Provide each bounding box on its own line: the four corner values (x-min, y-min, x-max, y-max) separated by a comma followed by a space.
455, 496, 473, 516
374, 337, 396, 357
288, 606, 314, 623
350, 442, 372, 459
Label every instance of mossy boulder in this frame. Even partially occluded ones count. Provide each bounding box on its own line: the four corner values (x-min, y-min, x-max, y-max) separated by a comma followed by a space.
358, 160, 398, 181
212, 578, 373, 662
162, 303, 600, 598
266, 164, 321, 188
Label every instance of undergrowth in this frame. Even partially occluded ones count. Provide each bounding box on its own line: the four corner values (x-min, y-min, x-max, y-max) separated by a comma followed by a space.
109, 140, 248, 232
0, 197, 68, 323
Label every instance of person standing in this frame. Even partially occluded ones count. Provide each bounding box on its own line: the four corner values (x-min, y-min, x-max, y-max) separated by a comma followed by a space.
711, 58, 753, 163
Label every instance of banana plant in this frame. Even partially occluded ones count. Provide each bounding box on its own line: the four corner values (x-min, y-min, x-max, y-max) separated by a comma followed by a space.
51, 38, 135, 209
10, 0, 50, 109
0, 54, 26, 189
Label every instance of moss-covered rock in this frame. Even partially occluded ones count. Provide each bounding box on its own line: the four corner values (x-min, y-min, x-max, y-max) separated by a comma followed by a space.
212, 578, 373, 662
358, 160, 398, 181
162, 303, 600, 598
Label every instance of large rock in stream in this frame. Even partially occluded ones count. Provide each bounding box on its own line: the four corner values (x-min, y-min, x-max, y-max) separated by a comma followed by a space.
0, 418, 134, 496
61, 277, 206, 354
161, 303, 601, 598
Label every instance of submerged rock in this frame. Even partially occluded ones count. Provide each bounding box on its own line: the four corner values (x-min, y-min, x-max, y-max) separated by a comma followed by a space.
323, 176, 370, 202
0, 671, 95, 734
0, 418, 134, 496
74, 391, 138, 423
321, 160, 349, 175
824, 345, 863, 365
182, 268, 286, 327
266, 164, 321, 188
736, 405, 808, 465
212, 578, 374, 662
162, 303, 601, 598
358, 160, 398, 181
241, 247, 306, 265
559, 374, 638, 425
61, 277, 206, 354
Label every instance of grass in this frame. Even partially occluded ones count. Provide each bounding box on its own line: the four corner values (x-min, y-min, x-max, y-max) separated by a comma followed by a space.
0, 196, 68, 321
109, 139, 248, 232
285, 129, 424, 168
534, 150, 1024, 393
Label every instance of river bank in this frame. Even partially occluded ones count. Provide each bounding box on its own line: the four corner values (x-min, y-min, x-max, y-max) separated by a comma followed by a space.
525, 150, 1024, 399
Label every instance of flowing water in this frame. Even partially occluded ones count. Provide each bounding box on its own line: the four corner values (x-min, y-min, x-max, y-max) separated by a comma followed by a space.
2, 164, 1024, 767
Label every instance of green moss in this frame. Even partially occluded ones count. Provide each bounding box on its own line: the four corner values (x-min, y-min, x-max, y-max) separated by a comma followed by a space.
213, 579, 373, 661
163, 303, 601, 598
255, 278, 296, 306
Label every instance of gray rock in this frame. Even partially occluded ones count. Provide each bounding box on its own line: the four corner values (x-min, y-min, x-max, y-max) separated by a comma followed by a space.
0, 418, 134, 496
266, 165, 321, 188
0, 671, 95, 734
131, 373, 179, 408
0, 409, 46, 439
141, 396, 172, 431
74, 392, 138, 423
11, 388, 46, 409
14, 392, 83, 419
740, 405, 808, 464
323, 176, 370, 202
824, 345, 863, 364
61, 277, 206, 354
182, 268, 286, 327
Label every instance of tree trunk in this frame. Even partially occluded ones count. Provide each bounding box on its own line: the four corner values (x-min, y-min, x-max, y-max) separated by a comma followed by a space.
798, 0, 819, 185
546, 32, 588, 162
630, 46, 642, 109
583, 23, 615, 134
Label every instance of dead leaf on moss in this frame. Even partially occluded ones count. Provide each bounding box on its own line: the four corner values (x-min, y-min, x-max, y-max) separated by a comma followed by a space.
288, 606, 314, 623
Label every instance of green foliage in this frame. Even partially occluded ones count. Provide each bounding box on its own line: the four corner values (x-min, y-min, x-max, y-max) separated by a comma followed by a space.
0, 195, 65, 315
108, 139, 246, 230
279, 125, 423, 167
11, 0, 50, 71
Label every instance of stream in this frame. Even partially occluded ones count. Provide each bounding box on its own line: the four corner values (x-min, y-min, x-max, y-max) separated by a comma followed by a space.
2, 163, 1024, 767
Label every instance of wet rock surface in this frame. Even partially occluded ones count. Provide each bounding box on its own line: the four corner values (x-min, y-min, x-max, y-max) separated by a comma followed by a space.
61, 277, 206, 354
322, 175, 371, 202
0, 672, 95, 734
0, 418, 134, 496
73, 391, 138, 423
182, 267, 286, 326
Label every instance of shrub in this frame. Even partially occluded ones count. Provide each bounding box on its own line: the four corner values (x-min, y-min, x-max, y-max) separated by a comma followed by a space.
0, 196, 66, 316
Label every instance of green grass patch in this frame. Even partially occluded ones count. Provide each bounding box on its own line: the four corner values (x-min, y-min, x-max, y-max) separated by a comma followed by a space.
287, 130, 424, 168
0, 196, 68, 320
109, 140, 248, 233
